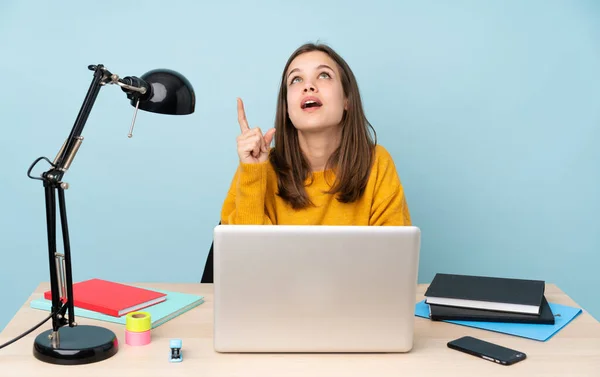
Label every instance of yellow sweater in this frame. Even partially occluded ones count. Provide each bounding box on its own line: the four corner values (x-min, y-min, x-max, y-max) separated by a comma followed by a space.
220, 144, 411, 226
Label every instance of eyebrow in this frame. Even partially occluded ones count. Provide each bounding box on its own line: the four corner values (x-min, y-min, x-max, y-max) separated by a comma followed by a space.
287, 64, 335, 79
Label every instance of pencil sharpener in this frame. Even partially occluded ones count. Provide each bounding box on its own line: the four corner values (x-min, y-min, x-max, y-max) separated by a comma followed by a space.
169, 339, 182, 363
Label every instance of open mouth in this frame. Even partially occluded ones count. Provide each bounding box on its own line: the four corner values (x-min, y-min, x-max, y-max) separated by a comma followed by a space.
301, 98, 323, 109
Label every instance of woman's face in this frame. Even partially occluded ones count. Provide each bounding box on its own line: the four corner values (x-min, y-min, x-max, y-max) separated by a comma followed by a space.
285, 50, 347, 133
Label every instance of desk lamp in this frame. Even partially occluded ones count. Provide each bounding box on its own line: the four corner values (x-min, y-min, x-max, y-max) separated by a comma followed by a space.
25, 64, 195, 365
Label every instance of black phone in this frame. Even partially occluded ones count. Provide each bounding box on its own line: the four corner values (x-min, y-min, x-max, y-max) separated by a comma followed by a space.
447, 336, 526, 366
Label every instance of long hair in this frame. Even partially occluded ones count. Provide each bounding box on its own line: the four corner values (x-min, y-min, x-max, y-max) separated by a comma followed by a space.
270, 43, 377, 209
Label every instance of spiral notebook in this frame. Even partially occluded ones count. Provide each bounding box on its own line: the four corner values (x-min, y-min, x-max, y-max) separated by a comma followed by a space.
30, 288, 203, 329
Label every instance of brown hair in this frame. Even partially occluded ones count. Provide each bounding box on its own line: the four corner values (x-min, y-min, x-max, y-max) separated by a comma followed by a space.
270, 42, 377, 209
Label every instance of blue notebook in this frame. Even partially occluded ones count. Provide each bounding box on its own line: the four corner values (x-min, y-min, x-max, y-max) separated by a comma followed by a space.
30, 288, 203, 329
415, 300, 582, 341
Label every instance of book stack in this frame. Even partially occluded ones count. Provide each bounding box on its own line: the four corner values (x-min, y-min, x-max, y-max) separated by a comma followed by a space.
31, 278, 204, 328
424, 273, 555, 324
45, 278, 169, 317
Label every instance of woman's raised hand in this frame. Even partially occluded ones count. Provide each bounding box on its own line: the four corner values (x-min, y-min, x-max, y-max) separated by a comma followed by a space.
236, 98, 276, 164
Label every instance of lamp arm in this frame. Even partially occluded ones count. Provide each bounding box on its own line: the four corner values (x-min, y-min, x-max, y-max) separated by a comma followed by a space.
49, 65, 107, 180
28, 64, 148, 343
47, 64, 148, 182
32, 65, 108, 339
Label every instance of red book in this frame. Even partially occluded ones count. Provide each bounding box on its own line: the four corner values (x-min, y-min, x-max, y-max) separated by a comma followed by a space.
43, 278, 167, 317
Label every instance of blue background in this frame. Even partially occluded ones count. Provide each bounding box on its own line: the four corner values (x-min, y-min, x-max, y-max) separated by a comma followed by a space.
1, 0, 599, 333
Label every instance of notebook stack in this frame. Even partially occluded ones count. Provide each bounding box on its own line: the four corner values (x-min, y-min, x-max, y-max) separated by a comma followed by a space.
424, 273, 555, 324
31, 278, 204, 328
43, 278, 169, 317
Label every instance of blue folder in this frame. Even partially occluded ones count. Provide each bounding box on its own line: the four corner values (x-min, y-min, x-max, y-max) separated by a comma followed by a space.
414, 300, 582, 341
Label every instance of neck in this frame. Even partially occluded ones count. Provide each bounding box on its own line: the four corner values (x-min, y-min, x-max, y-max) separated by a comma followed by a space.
297, 127, 342, 171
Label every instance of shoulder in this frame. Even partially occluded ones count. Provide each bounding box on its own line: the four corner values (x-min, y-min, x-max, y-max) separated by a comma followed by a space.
373, 144, 393, 160
372, 144, 398, 171
368, 144, 403, 186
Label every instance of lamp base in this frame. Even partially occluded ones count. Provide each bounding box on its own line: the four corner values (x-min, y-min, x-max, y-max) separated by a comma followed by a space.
33, 325, 118, 365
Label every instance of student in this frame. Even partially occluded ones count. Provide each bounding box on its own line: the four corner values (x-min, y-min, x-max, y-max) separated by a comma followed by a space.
221, 42, 411, 226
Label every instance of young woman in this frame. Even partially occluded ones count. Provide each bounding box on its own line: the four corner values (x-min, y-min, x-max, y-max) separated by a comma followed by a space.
220, 43, 411, 226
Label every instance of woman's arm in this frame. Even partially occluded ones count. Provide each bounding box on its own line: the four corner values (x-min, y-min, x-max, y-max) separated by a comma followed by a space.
220, 161, 273, 225
369, 148, 412, 226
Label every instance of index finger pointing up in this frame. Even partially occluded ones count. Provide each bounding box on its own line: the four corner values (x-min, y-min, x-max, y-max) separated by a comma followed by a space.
237, 98, 250, 133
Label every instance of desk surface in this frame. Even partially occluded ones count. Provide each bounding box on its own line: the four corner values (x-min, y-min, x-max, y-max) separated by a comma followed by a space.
1, 283, 599, 376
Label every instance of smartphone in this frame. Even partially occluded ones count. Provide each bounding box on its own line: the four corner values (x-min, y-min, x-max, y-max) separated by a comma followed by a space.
447, 336, 526, 366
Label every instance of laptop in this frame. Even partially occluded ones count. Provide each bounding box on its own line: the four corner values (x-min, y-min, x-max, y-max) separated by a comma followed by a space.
212, 225, 421, 353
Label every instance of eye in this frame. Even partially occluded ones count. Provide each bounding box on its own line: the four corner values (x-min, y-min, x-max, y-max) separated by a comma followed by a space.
319, 72, 331, 79
290, 76, 301, 85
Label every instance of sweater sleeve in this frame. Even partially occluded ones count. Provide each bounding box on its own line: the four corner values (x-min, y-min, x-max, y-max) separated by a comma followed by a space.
369, 150, 412, 226
220, 161, 274, 225
370, 184, 412, 226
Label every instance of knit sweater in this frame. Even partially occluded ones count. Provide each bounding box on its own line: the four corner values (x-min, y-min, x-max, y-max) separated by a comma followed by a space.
220, 144, 411, 226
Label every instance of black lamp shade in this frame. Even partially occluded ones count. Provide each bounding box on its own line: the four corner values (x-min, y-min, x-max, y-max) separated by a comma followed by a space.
133, 69, 195, 115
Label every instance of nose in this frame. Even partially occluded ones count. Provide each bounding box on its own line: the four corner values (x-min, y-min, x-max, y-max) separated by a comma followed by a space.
303, 81, 317, 93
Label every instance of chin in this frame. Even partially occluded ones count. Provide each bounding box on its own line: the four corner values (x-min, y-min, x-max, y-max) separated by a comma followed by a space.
290, 116, 342, 133
293, 122, 336, 134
